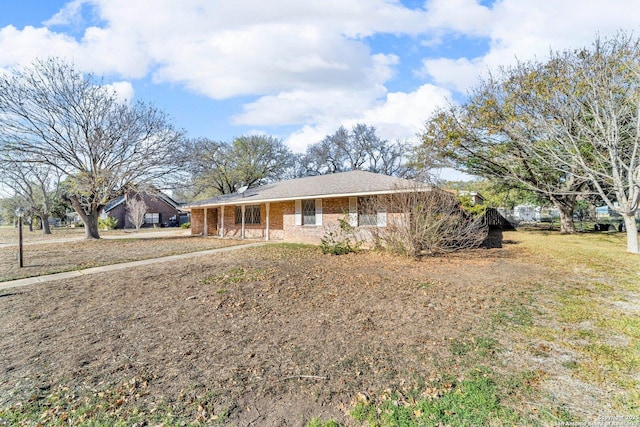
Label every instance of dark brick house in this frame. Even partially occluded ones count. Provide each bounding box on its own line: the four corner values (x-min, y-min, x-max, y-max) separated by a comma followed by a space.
104, 191, 188, 229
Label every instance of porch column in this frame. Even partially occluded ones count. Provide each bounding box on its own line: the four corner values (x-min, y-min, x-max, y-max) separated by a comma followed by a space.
241, 205, 245, 239
203, 207, 208, 237
265, 202, 270, 241
220, 207, 225, 237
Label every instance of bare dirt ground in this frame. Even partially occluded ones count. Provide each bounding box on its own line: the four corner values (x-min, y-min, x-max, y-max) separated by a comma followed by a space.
0, 230, 244, 282
0, 232, 557, 425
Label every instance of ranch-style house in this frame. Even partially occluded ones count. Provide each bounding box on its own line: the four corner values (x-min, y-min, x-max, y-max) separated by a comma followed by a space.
182, 170, 431, 244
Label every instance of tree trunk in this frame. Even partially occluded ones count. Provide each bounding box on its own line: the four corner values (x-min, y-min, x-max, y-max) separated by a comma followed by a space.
67, 195, 102, 239
550, 195, 576, 234
84, 214, 101, 239
41, 215, 52, 234
622, 213, 639, 254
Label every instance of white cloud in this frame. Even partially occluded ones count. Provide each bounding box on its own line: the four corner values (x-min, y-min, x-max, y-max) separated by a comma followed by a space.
103, 81, 135, 103
273, 83, 451, 152
418, 57, 484, 93
2, 0, 640, 160
0, 25, 79, 66
424, 0, 492, 36
42, 0, 85, 27
285, 124, 335, 153
358, 83, 451, 142
419, 0, 640, 94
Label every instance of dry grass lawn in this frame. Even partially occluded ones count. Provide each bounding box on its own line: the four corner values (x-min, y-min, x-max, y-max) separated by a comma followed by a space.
0, 227, 244, 282
0, 228, 638, 426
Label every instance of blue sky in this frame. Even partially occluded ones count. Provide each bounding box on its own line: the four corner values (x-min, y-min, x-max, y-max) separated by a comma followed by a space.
1, 0, 640, 180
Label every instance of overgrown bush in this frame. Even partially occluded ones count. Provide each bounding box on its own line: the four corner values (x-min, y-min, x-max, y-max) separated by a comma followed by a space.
321, 215, 361, 255
98, 216, 118, 230
367, 187, 488, 258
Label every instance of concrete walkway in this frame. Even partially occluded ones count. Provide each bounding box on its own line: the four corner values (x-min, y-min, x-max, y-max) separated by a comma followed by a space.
0, 241, 267, 291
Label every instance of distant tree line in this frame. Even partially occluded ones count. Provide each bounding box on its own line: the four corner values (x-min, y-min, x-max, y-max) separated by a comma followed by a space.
178, 124, 416, 201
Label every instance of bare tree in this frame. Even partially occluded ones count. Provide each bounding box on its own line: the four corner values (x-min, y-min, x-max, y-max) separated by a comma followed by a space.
302, 124, 413, 177
0, 155, 64, 234
0, 58, 185, 239
365, 187, 488, 258
534, 34, 640, 253
419, 71, 588, 234
184, 135, 295, 198
126, 195, 148, 231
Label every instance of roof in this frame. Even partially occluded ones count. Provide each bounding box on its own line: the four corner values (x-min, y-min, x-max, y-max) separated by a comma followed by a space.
104, 191, 182, 213
183, 170, 431, 209
104, 196, 126, 212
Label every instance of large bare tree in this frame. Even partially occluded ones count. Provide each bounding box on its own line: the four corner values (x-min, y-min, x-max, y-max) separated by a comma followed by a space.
302, 124, 413, 177
184, 135, 295, 198
419, 70, 587, 234
0, 154, 64, 234
0, 58, 185, 239
533, 34, 640, 253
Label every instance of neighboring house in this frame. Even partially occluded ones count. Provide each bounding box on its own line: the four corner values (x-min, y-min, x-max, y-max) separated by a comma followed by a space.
457, 190, 485, 206
182, 170, 431, 243
104, 191, 187, 229
595, 204, 621, 218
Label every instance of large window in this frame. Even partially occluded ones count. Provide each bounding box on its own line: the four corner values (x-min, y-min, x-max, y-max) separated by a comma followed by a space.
235, 205, 261, 225
303, 199, 316, 225
144, 212, 160, 224
356, 196, 386, 227
295, 199, 322, 226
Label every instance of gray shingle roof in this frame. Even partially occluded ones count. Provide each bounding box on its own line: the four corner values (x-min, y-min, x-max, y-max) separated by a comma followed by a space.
184, 170, 430, 208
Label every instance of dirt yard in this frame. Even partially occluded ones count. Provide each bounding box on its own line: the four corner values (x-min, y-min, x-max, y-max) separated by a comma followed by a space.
0, 231, 243, 282
0, 231, 636, 425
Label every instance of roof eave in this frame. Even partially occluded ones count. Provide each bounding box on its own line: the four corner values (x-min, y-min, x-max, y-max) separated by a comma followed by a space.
181, 187, 431, 210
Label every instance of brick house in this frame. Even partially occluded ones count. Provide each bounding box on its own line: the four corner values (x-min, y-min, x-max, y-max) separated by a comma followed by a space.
182, 170, 431, 243
104, 191, 187, 229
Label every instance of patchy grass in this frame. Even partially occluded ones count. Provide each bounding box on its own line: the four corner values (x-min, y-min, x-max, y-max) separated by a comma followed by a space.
351, 368, 531, 426
500, 230, 640, 417
0, 229, 638, 424
0, 235, 245, 282
0, 376, 231, 426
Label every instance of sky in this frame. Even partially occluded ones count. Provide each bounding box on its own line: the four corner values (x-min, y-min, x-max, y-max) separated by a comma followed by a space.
1, 0, 640, 181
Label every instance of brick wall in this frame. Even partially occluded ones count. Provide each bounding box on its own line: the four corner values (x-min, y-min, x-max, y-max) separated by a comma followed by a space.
191, 209, 204, 235
190, 196, 396, 243
282, 197, 350, 243
106, 204, 126, 230
107, 194, 182, 229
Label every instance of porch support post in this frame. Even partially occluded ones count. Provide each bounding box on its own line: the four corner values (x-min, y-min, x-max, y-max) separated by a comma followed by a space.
241, 205, 245, 239
220, 207, 225, 237
203, 207, 208, 237
265, 202, 270, 241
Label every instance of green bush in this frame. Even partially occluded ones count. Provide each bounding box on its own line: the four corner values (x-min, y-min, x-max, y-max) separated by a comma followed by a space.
98, 216, 118, 230
181, 222, 191, 229
321, 215, 361, 255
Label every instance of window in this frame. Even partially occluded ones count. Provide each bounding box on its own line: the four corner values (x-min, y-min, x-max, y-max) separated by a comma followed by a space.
144, 212, 160, 224
354, 196, 386, 227
295, 199, 322, 226
303, 199, 316, 225
235, 205, 261, 225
